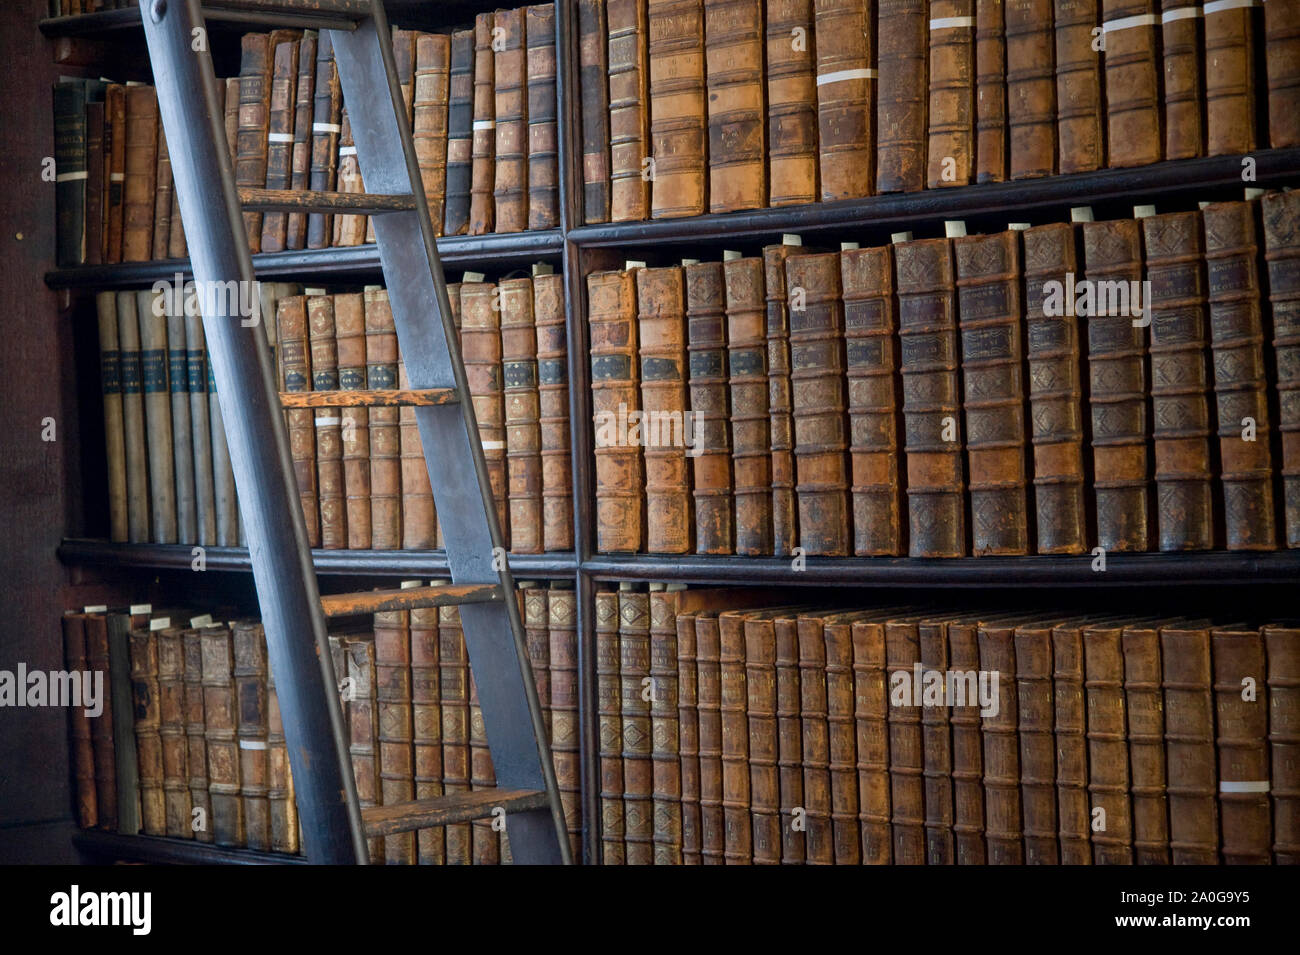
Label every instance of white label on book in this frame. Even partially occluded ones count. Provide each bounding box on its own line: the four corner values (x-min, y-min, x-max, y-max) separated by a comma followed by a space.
722, 250, 742, 261
1219, 780, 1269, 793
267, 133, 294, 143
929, 16, 974, 28
1204, 0, 1257, 12
149, 617, 170, 631
841, 242, 860, 251
315, 416, 341, 427
110, 173, 125, 182
189, 614, 214, 628
338, 146, 358, 157
945, 220, 967, 238
625, 260, 647, 270
473, 120, 495, 131
401, 579, 422, 589
782, 234, 802, 246
239, 740, 268, 751
463, 271, 486, 282
1161, 6, 1203, 22
891, 232, 913, 244
312, 122, 342, 134
1070, 206, 1095, 222
816, 68, 877, 86
480, 439, 506, 450
83, 605, 108, 614
56, 171, 88, 182
130, 604, 152, 616
1103, 12, 1159, 30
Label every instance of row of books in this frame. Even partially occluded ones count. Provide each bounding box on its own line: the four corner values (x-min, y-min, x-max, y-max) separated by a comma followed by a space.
595, 585, 1298, 864
579, 0, 1300, 223
587, 189, 1300, 557
53, 6, 560, 266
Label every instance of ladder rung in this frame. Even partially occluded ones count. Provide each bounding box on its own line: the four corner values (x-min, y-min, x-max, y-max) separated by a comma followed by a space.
237, 188, 416, 215
279, 388, 459, 409
320, 583, 501, 618
361, 790, 551, 836
202, 1, 368, 30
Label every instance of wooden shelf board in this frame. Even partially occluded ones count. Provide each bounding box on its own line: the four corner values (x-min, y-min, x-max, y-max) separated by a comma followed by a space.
72, 829, 305, 865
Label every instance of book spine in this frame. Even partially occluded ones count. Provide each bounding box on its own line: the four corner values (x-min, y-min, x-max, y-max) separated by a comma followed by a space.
725, 257, 774, 554
1212, 627, 1272, 864
1264, 625, 1300, 863
524, 586, 552, 738
919, 620, 955, 863
1006, 0, 1057, 178
1262, 190, 1300, 547
824, 619, 862, 864
977, 621, 1023, 863
609, 0, 653, 222
1101, 0, 1162, 166
1204, 0, 1260, 155
345, 635, 383, 862
696, 612, 728, 863
501, 278, 543, 553
116, 292, 149, 543
397, 358, 435, 549
706, 0, 767, 212
1013, 623, 1059, 864
534, 274, 574, 551
493, 8, 529, 234
186, 315, 215, 546
105, 613, 135, 833
526, 4, 560, 230
63, 615, 97, 828
200, 626, 244, 846
1161, 626, 1220, 863
375, 609, 415, 864
122, 85, 158, 262
548, 586, 583, 859
232, 622, 270, 852
766, 0, 819, 206
1084, 624, 1133, 862
444, 29, 476, 236
96, 293, 128, 543
718, 611, 753, 863
1123, 624, 1171, 863
260, 37, 299, 253
676, 611, 702, 862
236, 34, 273, 251
182, 630, 211, 843
851, 620, 891, 863
774, 615, 805, 861
332, 293, 371, 549
595, 591, 626, 863
105, 84, 126, 263
1054, 0, 1104, 173
1051, 623, 1091, 863
649, 0, 709, 218
974, 0, 1008, 183
948, 621, 986, 862
620, 589, 654, 864
1265, 1, 1300, 147
438, 607, 471, 864
413, 34, 451, 239
137, 290, 177, 544
744, 615, 780, 863
797, 615, 834, 863
579, 0, 611, 222
285, 31, 317, 251
151, 125, 173, 261
365, 288, 402, 549
815, 0, 875, 201
885, 620, 926, 863
407, 606, 441, 864
764, 244, 800, 555
266, 664, 299, 855
927, 1, 976, 188
277, 296, 320, 547
1161, 0, 1204, 160
209, 343, 239, 546
461, 281, 509, 541
157, 629, 187, 836
85, 101, 106, 266
306, 32, 341, 249
333, 109, 367, 246
686, 262, 733, 553
166, 308, 196, 545
875, 0, 928, 193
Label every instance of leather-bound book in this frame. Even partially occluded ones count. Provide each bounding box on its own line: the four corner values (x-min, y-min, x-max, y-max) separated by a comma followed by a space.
978, 617, 1025, 863
686, 262, 733, 553
151, 126, 174, 261
200, 625, 244, 846
1161, 0, 1203, 160
548, 584, 582, 859
696, 608, 730, 863
1212, 626, 1272, 864
1263, 624, 1299, 863
676, 603, 702, 863
266, 670, 299, 856
277, 296, 320, 547
1101, 1, 1161, 166
333, 109, 367, 246
774, 610, 805, 862
725, 256, 774, 554
493, 8, 529, 233
166, 304, 197, 544
851, 616, 891, 863
444, 29, 475, 236
589, 268, 645, 552
974, 0, 1007, 183
1083, 621, 1133, 863
786, 252, 852, 555
375, 605, 415, 864
122, 85, 157, 262
595, 589, 626, 863
115, 292, 149, 543
927, 2, 976, 188
409, 605, 442, 864
649, 0, 708, 218
1204, 0, 1259, 156
392, 28, 417, 125
156, 624, 189, 838
884, 614, 927, 864
333, 293, 371, 549
876, 0, 928, 193
766, 0, 818, 206
345, 635, 383, 862
1051, 619, 1090, 863
918, 617, 956, 864
1012, 619, 1059, 864
309, 294, 346, 549
1261, 190, 1300, 547
795, 611, 833, 864
1022, 222, 1087, 554
1202, 200, 1277, 550
895, 236, 966, 557
365, 288, 402, 549
104, 84, 126, 263
96, 293, 128, 542
1006, 0, 1056, 178
1143, 210, 1215, 551
824, 611, 869, 864
85, 100, 106, 266
955, 230, 1031, 555
413, 33, 451, 237
647, 586, 683, 864
841, 245, 904, 555
705, 0, 766, 212
609, 0, 652, 222
813, 0, 874, 201
526, 5, 560, 230
534, 273, 573, 551
501, 278, 542, 553
764, 242, 802, 555
136, 289, 177, 543
181, 628, 211, 843
743, 607, 785, 864
397, 359, 435, 550
1082, 218, 1151, 552
947, 617, 986, 862
284, 31, 317, 251
578, 0, 610, 222
523, 586, 551, 732
1266, 3, 1300, 147
186, 313, 215, 546
236, 34, 275, 251
637, 266, 693, 553
1054, 0, 1104, 173
1161, 624, 1220, 863
63, 614, 96, 828
307, 31, 342, 249
260, 36, 299, 253
1123, 622, 1171, 864
620, 586, 654, 864
439, 606, 471, 864
719, 607, 758, 864
232, 622, 271, 851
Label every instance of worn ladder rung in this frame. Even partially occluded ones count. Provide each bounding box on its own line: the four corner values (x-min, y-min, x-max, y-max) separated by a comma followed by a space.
361, 789, 551, 836
204, 0, 370, 25
279, 388, 459, 409
237, 188, 416, 214
320, 583, 501, 618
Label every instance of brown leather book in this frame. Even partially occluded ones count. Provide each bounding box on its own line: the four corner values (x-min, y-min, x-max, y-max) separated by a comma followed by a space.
122, 85, 158, 262
534, 274, 573, 551
307, 31, 342, 249
1160, 0, 1204, 160
105, 84, 126, 263
1161, 624, 1220, 863
764, 243, 802, 555
649, 0, 709, 218
236, 34, 277, 251
955, 230, 1031, 555
948, 617, 986, 862
260, 36, 299, 253
1143, 210, 1215, 551
1014, 619, 1060, 864
773, 610, 805, 862
332, 293, 371, 549
579, 0, 610, 223
851, 616, 891, 863
365, 288, 402, 549
277, 296, 320, 546
471, 13, 497, 235
589, 268, 645, 552
438, 606, 471, 864
409, 605, 442, 864
975, 0, 1007, 183
493, 8, 529, 234
445, 28, 475, 236
85, 101, 106, 267
1123, 621, 1171, 863
1212, 625, 1272, 864
609, 0, 652, 222
814, 0, 877, 202
156, 624, 189, 838
308, 294, 346, 549
344, 635, 383, 862
978, 617, 1024, 863
743, 607, 786, 864
885, 615, 927, 864
1022, 222, 1088, 554
523, 584, 552, 732
796, 611, 834, 864
1006, 0, 1057, 178
1084, 621, 1133, 863
917, 617, 955, 864
686, 262, 733, 553
548, 584, 582, 859
181, 628, 211, 843
1263, 624, 1299, 863
413, 33, 451, 238
151, 125, 174, 261
696, 608, 730, 863
1266, 2, 1300, 147
62, 614, 96, 828
896, 236, 966, 557
201, 624, 244, 846
1051, 619, 1091, 863
232, 622, 270, 851
841, 245, 905, 555
725, 257, 774, 554
397, 359, 435, 550
460, 281, 510, 537
137, 289, 177, 543
927, 2, 976, 188
786, 252, 852, 555
1204, 0, 1259, 156
1261, 190, 1300, 547
285, 31, 317, 251
501, 277, 543, 553
84, 612, 119, 832
1101, 0, 1161, 167
676, 602, 703, 863
1054, 0, 1104, 173
876, 0, 928, 193
333, 109, 367, 246
526, 5, 560, 230
718, 606, 763, 864
1202, 200, 1277, 550
637, 266, 693, 553
595, 589, 626, 863
265, 658, 299, 854
706, 0, 767, 212
1082, 218, 1151, 552
619, 587, 654, 865
375, 606, 415, 864
95, 294, 128, 542
649, 586, 684, 864
766, 0, 818, 205
825, 611, 871, 864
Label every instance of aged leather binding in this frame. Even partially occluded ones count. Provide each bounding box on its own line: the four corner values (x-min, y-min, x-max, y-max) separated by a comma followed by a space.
609, 0, 653, 221
408, 605, 441, 864
137, 290, 177, 543
620, 587, 655, 864
181, 628, 211, 843
63, 615, 96, 828
1160, 0, 1203, 160
1263, 624, 1299, 863
54, 81, 90, 265
365, 289, 402, 548
978, 617, 1024, 863
438, 606, 471, 864
471, 13, 497, 235
743, 608, 786, 863
579, 0, 610, 222
152, 125, 174, 261
209, 309, 240, 548
796, 611, 834, 864
1204, 0, 1259, 156
590, 268, 646, 552
525, 5, 559, 230
95, 294, 128, 542
851, 616, 891, 863
548, 585, 582, 858
444, 29, 475, 236
397, 359, 435, 550
343, 636, 383, 862
718, 607, 759, 864
1161, 624, 1220, 863
885, 615, 927, 864
649, 587, 684, 864
637, 266, 693, 553
948, 617, 986, 862
686, 262, 733, 553
1006, 0, 1057, 178
157, 624, 189, 838
460, 282, 509, 540
260, 36, 299, 253
773, 610, 805, 862
697, 608, 730, 863
277, 296, 320, 546
122, 85, 158, 262
1055, 0, 1104, 173
876, 0, 928, 193
413, 33, 451, 237
927, 1, 976, 188
333, 109, 367, 246
85, 100, 106, 266
501, 277, 543, 553
81, 614, 117, 831
1083, 622, 1133, 862
236, 33, 279, 251
1082, 218, 1151, 551
331, 293, 370, 549
534, 273, 573, 551
766, 0, 819, 205
706, 0, 767, 212
786, 252, 852, 554
308, 295, 346, 549
474, 673, 502, 863
956, 230, 1031, 554
105, 84, 126, 262
1261, 190, 1300, 546
284, 31, 316, 251
523, 585, 551, 744
1202, 200, 1277, 550
915, 617, 955, 864
1014, 620, 1060, 864
1266, 2, 1300, 147
493, 8, 529, 234
1051, 620, 1091, 863
201, 625, 244, 846
896, 237, 966, 557
307, 32, 342, 249
764, 243, 801, 555
649, 0, 709, 218
232, 622, 270, 851
975, 0, 1007, 183
676, 602, 703, 862
1122, 622, 1171, 863
116, 292, 149, 543
1212, 626, 1272, 864
375, 607, 415, 864
596, 589, 626, 862
825, 611, 871, 864
725, 257, 774, 553
1101, 0, 1162, 167
265, 659, 298, 854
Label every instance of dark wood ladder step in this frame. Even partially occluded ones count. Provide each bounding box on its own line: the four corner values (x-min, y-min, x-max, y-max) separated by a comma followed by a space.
361, 789, 551, 837
237, 188, 415, 215
279, 388, 459, 408
320, 583, 501, 618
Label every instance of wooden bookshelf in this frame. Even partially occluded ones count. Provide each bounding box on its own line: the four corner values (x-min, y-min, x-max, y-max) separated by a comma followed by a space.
73, 829, 306, 865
